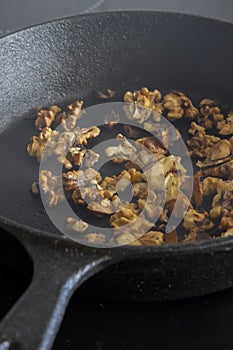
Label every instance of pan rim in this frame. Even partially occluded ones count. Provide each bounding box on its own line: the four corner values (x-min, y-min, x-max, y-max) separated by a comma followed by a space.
0, 9, 232, 42
0, 10, 233, 253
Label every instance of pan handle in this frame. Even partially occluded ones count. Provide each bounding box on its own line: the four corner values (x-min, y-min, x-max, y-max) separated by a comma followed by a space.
0, 233, 113, 350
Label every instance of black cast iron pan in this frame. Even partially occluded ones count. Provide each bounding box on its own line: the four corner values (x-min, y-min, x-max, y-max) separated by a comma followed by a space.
0, 11, 232, 350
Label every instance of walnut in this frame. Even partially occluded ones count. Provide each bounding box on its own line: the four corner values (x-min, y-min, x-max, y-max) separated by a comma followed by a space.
68, 148, 100, 168
201, 160, 233, 180
31, 181, 39, 195
105, 134, 137, 162
110, 206, 138, 228
183, 227, 211, 242
166, 191, 192, 219
124, 87, 163, 123
75, 126, 100, 145
137, 190, 161, 219
56, 100, 84, 130
97, 89, 115, 99
183, 209, 214, 231
198, 99, 224, 129
136, 137, 167, 157
88, 198, 114, 215
196, 139, 232, 168
187, 122, 220, 158
35, 105, 61, 130
144, 155, 186, 191
163, 91, 199, 120
217, 110, 233, 135
53, 131, 76, 169
202, 177, 222, 196
27, 127, 59, 162
39, 170, 65, 207
164, 230, 179, 244
84, 233, 106, 244
193, 171, 203, 208
104, 111, 120, 128
63, 168, 102, 192
131, 231, 164, 246
221, 227, 233, 238
66, 217, 88, 233
113, 215, 153, 243
164, 172, 181, 202
123, 124, 140, 138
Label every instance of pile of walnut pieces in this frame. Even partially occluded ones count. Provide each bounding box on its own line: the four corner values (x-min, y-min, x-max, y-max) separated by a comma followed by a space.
27, 87, 233, 245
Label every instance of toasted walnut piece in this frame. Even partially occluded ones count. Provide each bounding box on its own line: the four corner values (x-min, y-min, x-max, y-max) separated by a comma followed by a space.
27, 127, 59, 162
74, 126, 100, 145
66, 217, 88, 233
84, 233, 106, 244
56, 100, 84, 130
193, 171, 203, 208
39, 170, 65, 207
164, 230, 179, 244
166, 191, 192, 219
217, 110, 233, 135
105, 134, 137, 161
110, 208, 137, 228
136, 137, 167, 156
183, 227, 211, 243
104, 111, 120, 128
164, 172, 181, 203
35, 105, 61, 130
163, 91, 199, 120
131, 231, 164, 246
187, 122, 220, 158
63, 168, 102, 192
144, 155, 186, 191
137, 190, 160, 219
133, 182, 148, 199
97, 89, 116, 100
201, 160, 233, 180
197, 139, 232, 168
123, 87, 163, 123
198, 99, 224, 129
127, 168, 144, 183
31, 181, 39, 195
123, 124, 140, 138
88, 198, 114, 215
183, 209, 214, 231
221, 227, 233, 238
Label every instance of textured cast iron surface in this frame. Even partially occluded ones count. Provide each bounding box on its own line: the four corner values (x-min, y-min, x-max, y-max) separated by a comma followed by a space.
0, 11, 232, 350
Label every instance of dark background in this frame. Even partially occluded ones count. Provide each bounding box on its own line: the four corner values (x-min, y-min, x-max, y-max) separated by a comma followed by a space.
0, 1, 233, 350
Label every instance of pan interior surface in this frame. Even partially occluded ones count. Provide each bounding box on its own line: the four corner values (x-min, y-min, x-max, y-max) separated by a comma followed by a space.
0, 11, 232, 238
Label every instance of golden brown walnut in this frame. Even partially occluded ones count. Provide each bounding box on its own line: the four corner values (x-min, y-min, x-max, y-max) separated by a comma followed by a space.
144, 155, 186, 191
131, 231, 164, 246
110, 206, 138, 228
193, 171, 203, 208
27, 127, 59, 162
123, 87, 163, 124
163, 91, 199, 120
201, 160, 233, 180
183, 208, 214, 231
56, 100, 84, 130
66, 217, 88, 233
104, 111, 120, 128
105, 133, 137, 162
39, 170, 65, 207
196, 139, 232, 168
63, 168, 102, 192
75, 126, 100, 145
187, 122, 220, 158
198, 99, 224, 129
183, 228, 211, 243
217, 110, 233, 135
35, 105, 61, 130
97, 89, 115, 100
84, 233, 106, 244
136, 136, 167, 157
164, 230, 179, 244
